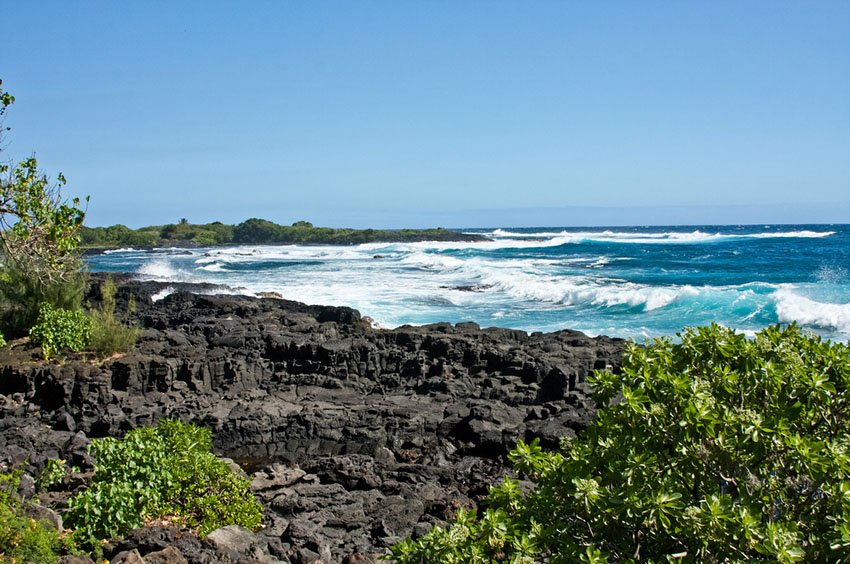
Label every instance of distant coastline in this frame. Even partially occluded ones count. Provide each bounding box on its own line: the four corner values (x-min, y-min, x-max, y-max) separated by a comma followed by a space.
80, 218, 487, 250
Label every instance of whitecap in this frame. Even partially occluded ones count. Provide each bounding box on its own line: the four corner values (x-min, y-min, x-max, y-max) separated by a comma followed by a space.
151, 287, 175, 302
774, 287, 850, 333
750, 230, 834, 239
137, 260, 180, 280
198, 263, 226, 272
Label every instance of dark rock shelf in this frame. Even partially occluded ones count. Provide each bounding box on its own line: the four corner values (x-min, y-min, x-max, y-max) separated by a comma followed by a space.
0, 279, 625, 563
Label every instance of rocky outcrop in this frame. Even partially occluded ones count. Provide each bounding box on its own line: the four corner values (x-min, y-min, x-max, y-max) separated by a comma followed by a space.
0, 280, 625, 563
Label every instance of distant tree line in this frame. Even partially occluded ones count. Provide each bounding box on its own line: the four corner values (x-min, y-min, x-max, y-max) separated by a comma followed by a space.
80, 219, 483, 248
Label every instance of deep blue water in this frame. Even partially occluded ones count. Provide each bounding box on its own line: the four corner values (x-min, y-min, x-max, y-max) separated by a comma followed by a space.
86, 224, 850, 341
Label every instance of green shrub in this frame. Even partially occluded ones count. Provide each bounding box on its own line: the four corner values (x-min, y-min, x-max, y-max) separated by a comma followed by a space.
0, 259, 87, 339
389, 324, 850, 563
0, 330, 5, 348
67, 419, 262, 548
28, 303, 91, 360
87, 277, 138, 357
36, 459, 68, 493
0, 470, 63, 564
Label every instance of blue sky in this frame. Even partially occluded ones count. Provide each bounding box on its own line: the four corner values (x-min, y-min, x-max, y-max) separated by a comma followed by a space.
3, 1, 849, 228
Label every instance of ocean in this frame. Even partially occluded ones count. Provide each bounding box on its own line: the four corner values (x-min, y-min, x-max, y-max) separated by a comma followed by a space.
85, 224, 850, 342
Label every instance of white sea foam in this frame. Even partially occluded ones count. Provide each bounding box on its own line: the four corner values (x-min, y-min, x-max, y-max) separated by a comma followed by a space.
589, 257, 610, 268
194, 244, 390, 266
478, 266, 697, 311
103, 247, 139, 254
750, 230, 834, 239
774, 288, 850, 333
391, 250, 701, 311
477, 228, 835, 244
815, 265, 848, 284
90, 224, 846, 341
198, 263, 227, 272
151, 287, 175, 302
137, 260, 181, 280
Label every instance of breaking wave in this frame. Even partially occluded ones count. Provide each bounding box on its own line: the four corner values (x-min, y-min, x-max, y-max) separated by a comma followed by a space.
83, 223, 849, 341
774, 288, 850, 333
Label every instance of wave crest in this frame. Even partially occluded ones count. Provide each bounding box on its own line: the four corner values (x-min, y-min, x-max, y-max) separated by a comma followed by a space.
774, 288, 850, 333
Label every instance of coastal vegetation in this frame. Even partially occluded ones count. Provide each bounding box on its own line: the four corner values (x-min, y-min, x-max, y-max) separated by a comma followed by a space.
67, 419, 263, 550
28, 303, 91, 361
1, 420, 263, 562
389, 324, 850, 563
80, 218, 483, 248
0, 470, 67, 563
0, 80, 137, 360
4, 77, 850, 562
86, 276, 139, 357
0, 78, 89, 340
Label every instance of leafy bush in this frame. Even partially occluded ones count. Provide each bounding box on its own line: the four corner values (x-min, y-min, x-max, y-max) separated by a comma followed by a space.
67, 419, 263, 548
0, 330, 5, 348
29, 303, 91, 360
36, 459, 68, 492
0, 79, 88, 338
389, 324, 850, 563
0, 470, 63, 564
88, 277, 138, 357
0, 259, 87, 338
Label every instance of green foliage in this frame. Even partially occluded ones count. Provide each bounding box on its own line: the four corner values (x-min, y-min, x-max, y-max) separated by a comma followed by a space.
87, 276, 138, 357
29, 303, 91, 360
0, 470, 62, 564
231, 218, 281, 244
389, 324, 850, 563
79, 224, 158, 248
36, 459, 68, 492
80, 221, 234, 248
0, 78, 14, 111
80, 218, 481, 248
0, 330, 5, 348
67, 419, 263, 549
0, 79, 88, 338
0, 258, 87, 338
232, 218, 481, 245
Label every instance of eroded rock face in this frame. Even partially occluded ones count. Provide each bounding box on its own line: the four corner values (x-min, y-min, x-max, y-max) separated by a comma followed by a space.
0, 280, 625, 563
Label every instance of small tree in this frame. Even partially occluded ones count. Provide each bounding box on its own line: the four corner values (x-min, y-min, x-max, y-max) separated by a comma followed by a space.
0, 157, 88, 274
0, 79, 88, 335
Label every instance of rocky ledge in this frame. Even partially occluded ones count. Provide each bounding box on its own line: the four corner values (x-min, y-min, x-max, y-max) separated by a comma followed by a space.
0, 279, 625, 563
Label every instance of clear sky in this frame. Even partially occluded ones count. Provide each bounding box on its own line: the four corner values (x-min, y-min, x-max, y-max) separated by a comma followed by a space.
3, 1, 849, 228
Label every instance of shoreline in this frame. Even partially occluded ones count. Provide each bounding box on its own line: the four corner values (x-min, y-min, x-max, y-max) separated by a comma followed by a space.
0, 277, 625, 562
80, 223, 850, 343
90, 272, 637, 340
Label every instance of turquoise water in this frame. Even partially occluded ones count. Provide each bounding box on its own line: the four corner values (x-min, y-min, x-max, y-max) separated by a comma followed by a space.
86, 224, 850, 341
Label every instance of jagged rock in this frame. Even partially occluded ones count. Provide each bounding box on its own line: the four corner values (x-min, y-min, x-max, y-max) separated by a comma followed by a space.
111, 550, 145, 564
143, 545, 189, 564
59, 555, 95, 564
205, 525, 281, 563
0, 278, 625, 562
25, 502, 63, 531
